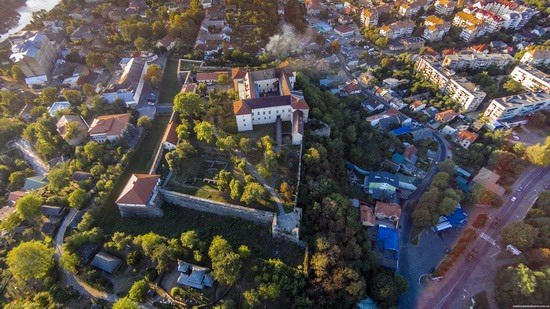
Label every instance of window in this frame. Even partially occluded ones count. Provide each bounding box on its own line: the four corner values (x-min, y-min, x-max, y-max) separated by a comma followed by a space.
263, 111, 265, 115
269, 111, 271, 114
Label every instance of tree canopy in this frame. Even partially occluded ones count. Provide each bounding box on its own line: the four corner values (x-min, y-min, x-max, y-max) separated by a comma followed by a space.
7, 241, 55, 284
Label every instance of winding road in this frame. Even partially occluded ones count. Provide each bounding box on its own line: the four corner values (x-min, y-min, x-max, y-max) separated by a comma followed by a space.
12, 139, 49, 176
54, 209, 119, 303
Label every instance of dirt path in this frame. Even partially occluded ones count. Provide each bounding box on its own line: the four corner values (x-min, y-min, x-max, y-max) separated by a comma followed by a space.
54, 209, 119, 303
13, 138, 49, 176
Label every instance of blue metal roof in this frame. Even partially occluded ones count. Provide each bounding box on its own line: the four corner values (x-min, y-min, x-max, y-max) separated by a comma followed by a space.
447, 206, 467, 226
390, 126, 412, 136
378, 225, 398, 251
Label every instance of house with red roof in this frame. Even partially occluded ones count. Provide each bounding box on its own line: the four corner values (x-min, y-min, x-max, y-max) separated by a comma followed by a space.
88, 113, 131, 143
162, 115, 179, 150
435, 109, 458, 123
455, 130, 478, 149
116, 174, 162, 217
334, 25, 354, 37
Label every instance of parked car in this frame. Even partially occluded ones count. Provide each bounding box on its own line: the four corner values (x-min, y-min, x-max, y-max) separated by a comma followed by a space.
511, 196, 517, 202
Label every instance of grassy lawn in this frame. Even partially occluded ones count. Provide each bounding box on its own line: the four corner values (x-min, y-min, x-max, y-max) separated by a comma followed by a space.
158, 58, 181, 104
98, 115, 170, 230
110, 203, 305, 267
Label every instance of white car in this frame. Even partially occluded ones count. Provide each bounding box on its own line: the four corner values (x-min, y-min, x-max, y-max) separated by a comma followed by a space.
511, 196, 517, 202
512, 135, 520, 141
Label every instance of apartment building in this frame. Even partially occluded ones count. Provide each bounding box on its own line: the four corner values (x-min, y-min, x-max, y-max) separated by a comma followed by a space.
446, 77, 487, 111
9, 32, 58, 78
380, 20, 415, 40
510, 64, 550, 93
435, 0, 456, 15
442, 52, 513, 70
453, 11, 487, 41
361, 9, 379, 27
473, 0, 537, 30
399, 0, 429, 17
465, 6, 504, 33
423, 15, 451, 42
484, 91, 550, 121
416, 56, 487, 112
520, 49, 550, 67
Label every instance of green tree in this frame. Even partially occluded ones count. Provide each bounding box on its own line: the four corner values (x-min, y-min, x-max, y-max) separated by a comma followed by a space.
194, 121, 214, 143
134, 37, 149, 51
68, 188, 91, 209
144, 64, 162, 87
8, 171, 26, 191
215, 170, 231, 191
180, 230, 202, 250
240, 182, 266, 205
128, 280, 148, 302
239, 137, 252, 153
229, 179, 243, 200
15, 193, 43, 220
525, 137, 550, 166
7, 241, 55, 284
137, 116, 152, 128
208, 236, 242, 285
501, 222, 538, 250
41, 87, 58, 105
502, 78, 524, 94
173, 92, 204, 117
113, 297, 139, 309
438, 159, 455, 175
48, 163, 70, 193
11, 65, 24, 80
280, 182, 293, 201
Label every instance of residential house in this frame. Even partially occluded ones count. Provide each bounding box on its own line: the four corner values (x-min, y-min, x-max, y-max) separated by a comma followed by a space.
116, 174, 162, 217
441, 125, 458, 136
343, 81, 361, 95
423, 106, 439, 118
455, 130, 478, 149
360, 204, 376, 227
304, 0, 322, 15
156, 35, 177, 51
177, 263, 214, 289
91, 251, 122, 274
510, 64, 550, 93
409, 100, 426, 111
23, 176, 48, 191
435, 109, 458, 123
464, 7, 504, 33
376, 225, 399, 269
471, 167, 505, 196
434, 204, 468, 232
403, 145, 419, 164
374, 202, 402, 225
364, 172, 399, 200
334, 25, 354, 37
8, 191, 26, 206
56, 115, 88, 146
88, 113, 131, 143
41, 205, 67, 219
362, 99, 385, 112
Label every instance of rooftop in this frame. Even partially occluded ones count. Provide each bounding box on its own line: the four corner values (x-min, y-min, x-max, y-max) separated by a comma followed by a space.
116, 174, 160, 205
492, 91, 550, 108
88, 113, 131, 136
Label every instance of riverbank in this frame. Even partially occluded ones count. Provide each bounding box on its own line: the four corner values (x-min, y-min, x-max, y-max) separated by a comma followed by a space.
0, 0, 26, 36
0, 0, 62, 43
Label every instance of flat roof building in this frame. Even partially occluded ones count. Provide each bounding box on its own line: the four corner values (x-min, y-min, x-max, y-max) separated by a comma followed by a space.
484, 91, 550, 122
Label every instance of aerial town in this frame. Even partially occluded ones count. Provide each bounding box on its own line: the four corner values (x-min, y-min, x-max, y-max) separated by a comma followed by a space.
0, 0, 548, 307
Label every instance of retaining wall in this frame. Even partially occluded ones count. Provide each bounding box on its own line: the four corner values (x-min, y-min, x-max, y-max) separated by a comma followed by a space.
159, 189, 275, 225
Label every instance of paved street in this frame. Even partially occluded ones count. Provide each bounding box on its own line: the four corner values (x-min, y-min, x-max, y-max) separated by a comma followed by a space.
419, 165, 550, 309
12, 138, 50, 176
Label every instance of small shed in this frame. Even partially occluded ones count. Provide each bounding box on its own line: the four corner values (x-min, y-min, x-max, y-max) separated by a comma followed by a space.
91, 251, 122, 274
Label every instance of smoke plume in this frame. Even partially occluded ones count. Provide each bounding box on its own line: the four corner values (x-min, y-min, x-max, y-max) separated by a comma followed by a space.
266, 24, 312, 58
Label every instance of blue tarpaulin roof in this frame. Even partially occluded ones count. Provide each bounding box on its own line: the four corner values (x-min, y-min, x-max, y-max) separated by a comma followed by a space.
378, 225, 398, 251
390, 126, 412, 136
447, 206, 467, 226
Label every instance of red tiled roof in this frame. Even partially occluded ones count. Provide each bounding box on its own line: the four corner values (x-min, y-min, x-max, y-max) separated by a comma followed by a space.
404, 145, 419, 159
162, 117, 179, 146
457, 130, 478, 143
196, 71, 228, 81
231, 68, 247, 79
335, 25, 354, 33
88, 113, 131, 136
375, 202, 402, 218
116, 174, 160, 205
180, 83, 197, 93
360, 204, 376, 225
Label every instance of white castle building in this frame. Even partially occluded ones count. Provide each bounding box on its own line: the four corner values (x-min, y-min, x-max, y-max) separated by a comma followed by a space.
232, 68, 310, 145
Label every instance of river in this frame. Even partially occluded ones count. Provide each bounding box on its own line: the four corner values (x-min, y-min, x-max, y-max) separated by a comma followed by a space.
0, 0, 62, 43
